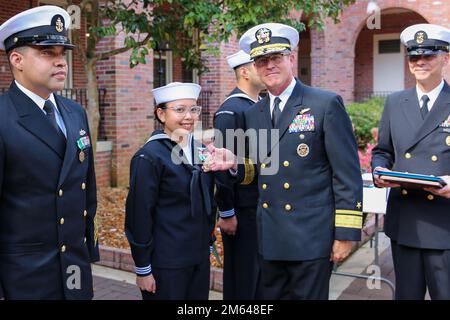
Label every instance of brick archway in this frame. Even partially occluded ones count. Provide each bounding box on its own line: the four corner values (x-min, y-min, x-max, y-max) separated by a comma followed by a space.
309, 0, 450, 103
354, 8, 428, 101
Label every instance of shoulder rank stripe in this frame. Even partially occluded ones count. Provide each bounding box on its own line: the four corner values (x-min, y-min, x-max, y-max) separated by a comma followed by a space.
241, 157, 255, 185
215, 110, 235, 116
335, 215, 362, 229
336, 209, 363, 216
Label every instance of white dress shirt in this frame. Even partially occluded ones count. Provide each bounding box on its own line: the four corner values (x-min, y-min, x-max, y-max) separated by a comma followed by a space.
268, 77, 297, 116
416, 79, 445, 112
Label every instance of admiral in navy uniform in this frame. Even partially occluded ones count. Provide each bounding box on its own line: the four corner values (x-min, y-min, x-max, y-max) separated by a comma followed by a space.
0, 6, 99, 299
372, 24, 450, 300
125, 82, 216, 300
207, 23, 363, 299
213, 50, 265, 299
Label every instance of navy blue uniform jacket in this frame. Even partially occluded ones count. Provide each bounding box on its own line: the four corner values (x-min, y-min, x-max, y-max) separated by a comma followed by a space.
372, 82, 450, 249
237, 79, 363, 261
214, 88, 259, 214
125, 131, 216, 272
0, 82, 99, 299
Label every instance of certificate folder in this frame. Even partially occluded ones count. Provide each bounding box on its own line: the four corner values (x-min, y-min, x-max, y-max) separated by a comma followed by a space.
373, 169, 447, 188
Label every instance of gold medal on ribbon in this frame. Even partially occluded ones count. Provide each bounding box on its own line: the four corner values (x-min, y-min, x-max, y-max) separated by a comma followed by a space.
79, 150, 85, 163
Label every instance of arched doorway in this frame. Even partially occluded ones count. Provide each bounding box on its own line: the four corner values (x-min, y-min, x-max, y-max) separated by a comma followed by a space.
354, 8, 428, 101
298, 25, 311, 86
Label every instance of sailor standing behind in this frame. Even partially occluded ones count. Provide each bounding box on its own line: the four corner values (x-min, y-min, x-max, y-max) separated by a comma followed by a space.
125, 82, 216, 300
213, 50, 265, 299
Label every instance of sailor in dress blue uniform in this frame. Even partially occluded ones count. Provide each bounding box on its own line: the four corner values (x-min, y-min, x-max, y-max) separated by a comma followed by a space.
372, 24, 450, 299
0, 6, 99, 300
125, 82, 216, 300
213, 50, 265, 299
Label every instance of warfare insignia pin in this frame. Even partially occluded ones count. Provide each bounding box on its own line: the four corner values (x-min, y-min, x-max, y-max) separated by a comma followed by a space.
79, 129, 86, 136
356, 202, 362, 209
255, 28, 272, 44
300, 108, 310, 115
297, 143, 310, 157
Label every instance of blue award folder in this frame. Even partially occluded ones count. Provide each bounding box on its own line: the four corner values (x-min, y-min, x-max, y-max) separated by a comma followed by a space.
373, 169, 447, 188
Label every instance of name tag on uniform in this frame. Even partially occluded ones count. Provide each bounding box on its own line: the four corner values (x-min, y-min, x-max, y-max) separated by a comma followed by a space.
440, 114, 450, 128
289, 114, 315, 133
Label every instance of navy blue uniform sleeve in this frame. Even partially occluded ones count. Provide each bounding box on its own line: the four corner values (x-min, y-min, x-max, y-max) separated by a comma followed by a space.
214, 113, 238, 218
324, 95, 363, 241
125, 153, 160, 275
371, 96, 394, 171
208, 173, 218, 245
0, 133, 3, 199
0, 134, 3, 296
83, 111, 99, 263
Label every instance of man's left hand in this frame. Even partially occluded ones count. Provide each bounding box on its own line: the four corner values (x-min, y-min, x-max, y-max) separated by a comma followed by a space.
330, 240, 354, 263
217, 216, 238, 236
424, 176, 450, 199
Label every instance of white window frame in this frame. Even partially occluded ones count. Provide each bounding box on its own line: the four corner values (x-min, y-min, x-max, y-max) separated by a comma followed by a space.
153, 50, 173, 86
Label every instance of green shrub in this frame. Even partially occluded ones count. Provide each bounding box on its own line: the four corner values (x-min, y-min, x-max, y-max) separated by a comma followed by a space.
346, 97, 385, 148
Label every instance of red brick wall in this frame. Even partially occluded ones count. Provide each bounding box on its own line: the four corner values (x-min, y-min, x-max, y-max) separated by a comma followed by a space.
200, 36, 240, 127
96, 31, 154, 187
95, 148, 112, 187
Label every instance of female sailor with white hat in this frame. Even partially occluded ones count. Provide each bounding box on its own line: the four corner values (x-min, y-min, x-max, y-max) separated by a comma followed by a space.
125, 82, 216, 300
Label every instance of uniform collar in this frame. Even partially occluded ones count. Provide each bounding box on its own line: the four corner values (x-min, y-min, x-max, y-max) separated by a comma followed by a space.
14, 80, 58, 112
268, 77, 296, 112
416, 79, 445, 111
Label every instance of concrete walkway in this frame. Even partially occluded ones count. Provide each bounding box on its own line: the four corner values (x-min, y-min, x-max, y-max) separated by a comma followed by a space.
92, 232, 396, 300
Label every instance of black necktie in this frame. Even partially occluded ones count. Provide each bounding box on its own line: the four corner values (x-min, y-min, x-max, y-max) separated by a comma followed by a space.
43, 100, 65, 137
272, 97, 282, 127
420, 95, 429, 120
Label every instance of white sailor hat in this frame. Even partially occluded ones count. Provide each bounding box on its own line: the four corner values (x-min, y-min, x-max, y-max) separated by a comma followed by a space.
226, 50, 253, 69
239, 23, 299, 59
152, 82, 202, 105
0, 5, 74, 52
400, 23, 450, 56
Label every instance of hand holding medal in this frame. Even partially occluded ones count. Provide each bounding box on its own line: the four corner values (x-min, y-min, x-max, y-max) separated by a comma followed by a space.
202, 144, 237, 172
